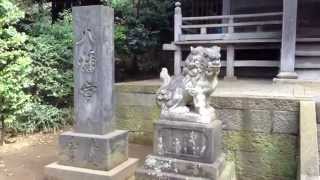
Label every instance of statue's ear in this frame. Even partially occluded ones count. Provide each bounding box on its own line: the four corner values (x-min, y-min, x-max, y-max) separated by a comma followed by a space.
190, 46, 194, 51
211, 46, 221, 53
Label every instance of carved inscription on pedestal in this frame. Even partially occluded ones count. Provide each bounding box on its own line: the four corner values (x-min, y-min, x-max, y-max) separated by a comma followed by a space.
158, 128, 208, 159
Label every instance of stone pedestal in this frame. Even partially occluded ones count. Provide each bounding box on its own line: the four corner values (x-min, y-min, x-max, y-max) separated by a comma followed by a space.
44, 5, 138, 180
136, 120, 236, 180
45, 131, 138, 180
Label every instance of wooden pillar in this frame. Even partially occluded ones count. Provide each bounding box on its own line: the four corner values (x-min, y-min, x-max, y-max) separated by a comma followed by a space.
277, 0, 298, 79
174, 2, 182, 75
222, 0, 231, 33
225, 45, 237, 80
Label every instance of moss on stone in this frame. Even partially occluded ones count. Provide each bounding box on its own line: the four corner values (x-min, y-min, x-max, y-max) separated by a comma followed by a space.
115, 84, 159, 94
223, 131, 297, 179
114, 85, 298, 180
116, 105, 160, 145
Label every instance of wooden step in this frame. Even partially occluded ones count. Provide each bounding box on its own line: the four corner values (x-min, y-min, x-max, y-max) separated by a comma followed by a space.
296, 51, 320, 57
297, 38, 320, 43
296, 57, 320, 69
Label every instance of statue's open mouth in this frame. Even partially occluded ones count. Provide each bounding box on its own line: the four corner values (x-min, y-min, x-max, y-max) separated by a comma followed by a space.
208, 60, 221, 68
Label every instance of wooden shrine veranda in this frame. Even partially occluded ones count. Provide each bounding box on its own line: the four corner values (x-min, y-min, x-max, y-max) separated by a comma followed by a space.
164, 0, 320, 80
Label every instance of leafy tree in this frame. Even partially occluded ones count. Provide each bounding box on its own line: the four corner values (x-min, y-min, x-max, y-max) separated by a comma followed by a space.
0, 2, 73, 138
109, 0, 174, 75
27, 10, 73, 107
0, 0, 33, 143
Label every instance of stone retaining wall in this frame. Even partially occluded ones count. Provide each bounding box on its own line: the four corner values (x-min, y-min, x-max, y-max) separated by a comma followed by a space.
115, 84, 299, 180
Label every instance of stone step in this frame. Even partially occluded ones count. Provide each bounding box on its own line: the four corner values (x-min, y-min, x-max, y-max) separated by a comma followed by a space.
139, 154, 226, 179
318, 123, 320, 171
136, 168, 210, 180
136, 161, 237, 180
318, 124, 320, 149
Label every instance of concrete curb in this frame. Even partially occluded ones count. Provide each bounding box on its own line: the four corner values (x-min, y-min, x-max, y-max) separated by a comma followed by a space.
299, 101, 320, 180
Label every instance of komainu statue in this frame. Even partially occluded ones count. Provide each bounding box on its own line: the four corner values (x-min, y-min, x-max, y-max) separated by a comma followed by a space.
156, 46, 221, 124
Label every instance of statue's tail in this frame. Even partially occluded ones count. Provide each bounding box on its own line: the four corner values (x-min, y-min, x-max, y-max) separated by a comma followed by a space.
160, 68, 171, 88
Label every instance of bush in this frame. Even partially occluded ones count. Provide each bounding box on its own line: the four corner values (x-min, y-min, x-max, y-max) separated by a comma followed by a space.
0, 0, 175, 135
110, 0, 174, 76
0, 1, 74, 134
0, 0, 33, 131
27, 10, 73, 107
14, 103, 73, 133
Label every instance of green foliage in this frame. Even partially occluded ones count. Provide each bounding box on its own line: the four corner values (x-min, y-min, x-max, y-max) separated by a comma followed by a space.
28, 10, 73, 107
0, 1, 73, 134
110, 0, 174, 74
15, 103, 72, 133
0, 0, 175, 134
0, 0, 33, 126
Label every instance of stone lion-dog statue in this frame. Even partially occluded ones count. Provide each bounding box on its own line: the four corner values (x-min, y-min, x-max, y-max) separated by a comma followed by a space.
156, 46, 221, 124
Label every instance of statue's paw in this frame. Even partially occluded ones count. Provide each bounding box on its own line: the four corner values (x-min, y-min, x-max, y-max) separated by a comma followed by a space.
170, 106, 190, 114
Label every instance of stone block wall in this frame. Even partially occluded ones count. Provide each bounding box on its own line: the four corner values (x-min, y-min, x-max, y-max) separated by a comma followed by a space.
212, 96, 299, 180
115, 84, 299, 180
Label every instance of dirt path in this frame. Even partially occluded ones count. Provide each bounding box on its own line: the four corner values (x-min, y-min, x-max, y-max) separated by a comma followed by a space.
0, 132, 152, 180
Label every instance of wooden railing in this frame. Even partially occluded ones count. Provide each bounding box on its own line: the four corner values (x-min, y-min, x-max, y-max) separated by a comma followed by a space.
174, 2, 283, 42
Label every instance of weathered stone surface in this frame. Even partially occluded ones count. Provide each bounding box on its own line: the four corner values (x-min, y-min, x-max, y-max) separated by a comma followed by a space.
211, 96, 244, 110
58, 130, 128, 171
236, 151, 296, 178
45, 158, 139, 180
216, 109, 243, 131
216, 109, 272, 133
243, 110, 272, 133
116, 93, 156, 106
247, 98, 299, 112
154, 120, 222, 164
211, 96, 300, 112
73, 5, 115, 135
299, 101, 319, 179
45, 5, 137, 180
115, 84, 159, 94
223, 131, 297, 179
114, 83, 300, 180
136, 169, 210, 180
137, 154, 226, 179
315, 96, 320, 123
272, 111, 298, 134
156, 46, 221, 124
116, 105, 160, 145
136, 161, 237, 180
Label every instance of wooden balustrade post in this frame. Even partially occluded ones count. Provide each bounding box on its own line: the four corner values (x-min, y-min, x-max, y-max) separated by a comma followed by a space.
174, 2, 183, 75
222, 0, 231, 33
276, 0, 298, 79
228, 17, 234, 34
224, 45, 237, 80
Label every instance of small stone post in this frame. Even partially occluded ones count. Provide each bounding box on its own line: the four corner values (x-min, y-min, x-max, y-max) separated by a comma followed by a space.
174, 2, 182, 76
44, 5, 138, 180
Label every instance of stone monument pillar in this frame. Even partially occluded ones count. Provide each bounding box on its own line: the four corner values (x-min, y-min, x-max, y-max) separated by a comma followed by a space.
136, 46, 237, 179
45, 5, 138, 180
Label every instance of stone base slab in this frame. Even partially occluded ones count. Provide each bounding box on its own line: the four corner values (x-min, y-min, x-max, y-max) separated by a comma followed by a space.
44, 158, 139, 180
136, 158, 236, 180
59, 130, 128, 171
136, 154, 228, 179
